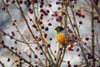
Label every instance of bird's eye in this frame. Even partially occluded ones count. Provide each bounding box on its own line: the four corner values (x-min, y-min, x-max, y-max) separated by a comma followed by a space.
58, 28, 59, 31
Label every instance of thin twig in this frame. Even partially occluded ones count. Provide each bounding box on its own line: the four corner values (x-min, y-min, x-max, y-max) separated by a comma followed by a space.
91, 1, 95, 67
2, 0, 44, 66
31, 1, 55, 66
0, 29, 36, 44
90, 0, 100, 17
69, 1, 89, 67
0, 42, 34, 67
15, 1, 51, 65
0, 61, 5, 67
58, 47, 66, 67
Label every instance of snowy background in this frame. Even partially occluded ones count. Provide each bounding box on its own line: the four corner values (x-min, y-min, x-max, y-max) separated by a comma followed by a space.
0, 0, 100, 67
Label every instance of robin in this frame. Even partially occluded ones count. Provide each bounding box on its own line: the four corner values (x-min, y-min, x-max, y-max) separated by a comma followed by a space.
53, 26, 75, 47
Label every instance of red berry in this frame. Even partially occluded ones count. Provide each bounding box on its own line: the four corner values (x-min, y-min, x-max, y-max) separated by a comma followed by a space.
2, 6, 5, 11
76, 12, 79, 15
30, 10, 33, 14
29, 54, 32, 58
48, 4, 52, 7
11, 47, 14, 50
46, 10, 50, 13
32, 24, 36, 28
91, 29, 94, 32
10, 36, 13, 39
11, 31, 15, 36
56, 1, 60, 5
41, 26, 44, 29
79, 21, 83, 24
97, 19, 100, 23
82, 15, 85, 18
85, 37, 89, 41
28, 7, 32, 11
76, 48, 79, 52
49, 38, 52, 41
59, 48, 62, 51
6, 0, 9, 2
44, 33, 47, 38
30, 18, 32, 21
12, 0, 15, 3
14, 41, 17, 44
47, 44, 51, 48
34, 55, 38, 58
19, 0, 23, 4
56, 16, 62, 22
40, 52, 43, 55
58, 7, 61, 10
48, 23, 52, 26
38, 21, 43, 25
45, 27, 49, 31
1, 40, 4, 44
24, 1, 27, 4
39, 46, 42, 49
35, 47, 38, 50
67, 61, 70, 64
94, 16, 98, 20
7, 58, 10, 62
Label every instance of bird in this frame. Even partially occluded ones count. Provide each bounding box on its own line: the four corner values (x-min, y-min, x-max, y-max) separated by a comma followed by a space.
53, 26, 75, 47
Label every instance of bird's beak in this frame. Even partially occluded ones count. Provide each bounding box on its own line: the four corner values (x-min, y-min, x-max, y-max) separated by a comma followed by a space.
52, 29, 56, 31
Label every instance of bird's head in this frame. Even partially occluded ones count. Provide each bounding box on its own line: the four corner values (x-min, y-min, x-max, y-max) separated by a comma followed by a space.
52, 26, 64, 33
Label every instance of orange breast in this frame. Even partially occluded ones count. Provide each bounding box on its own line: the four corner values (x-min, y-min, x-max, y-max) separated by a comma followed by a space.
56, 33, 75, 46
56, 33, 66, 45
